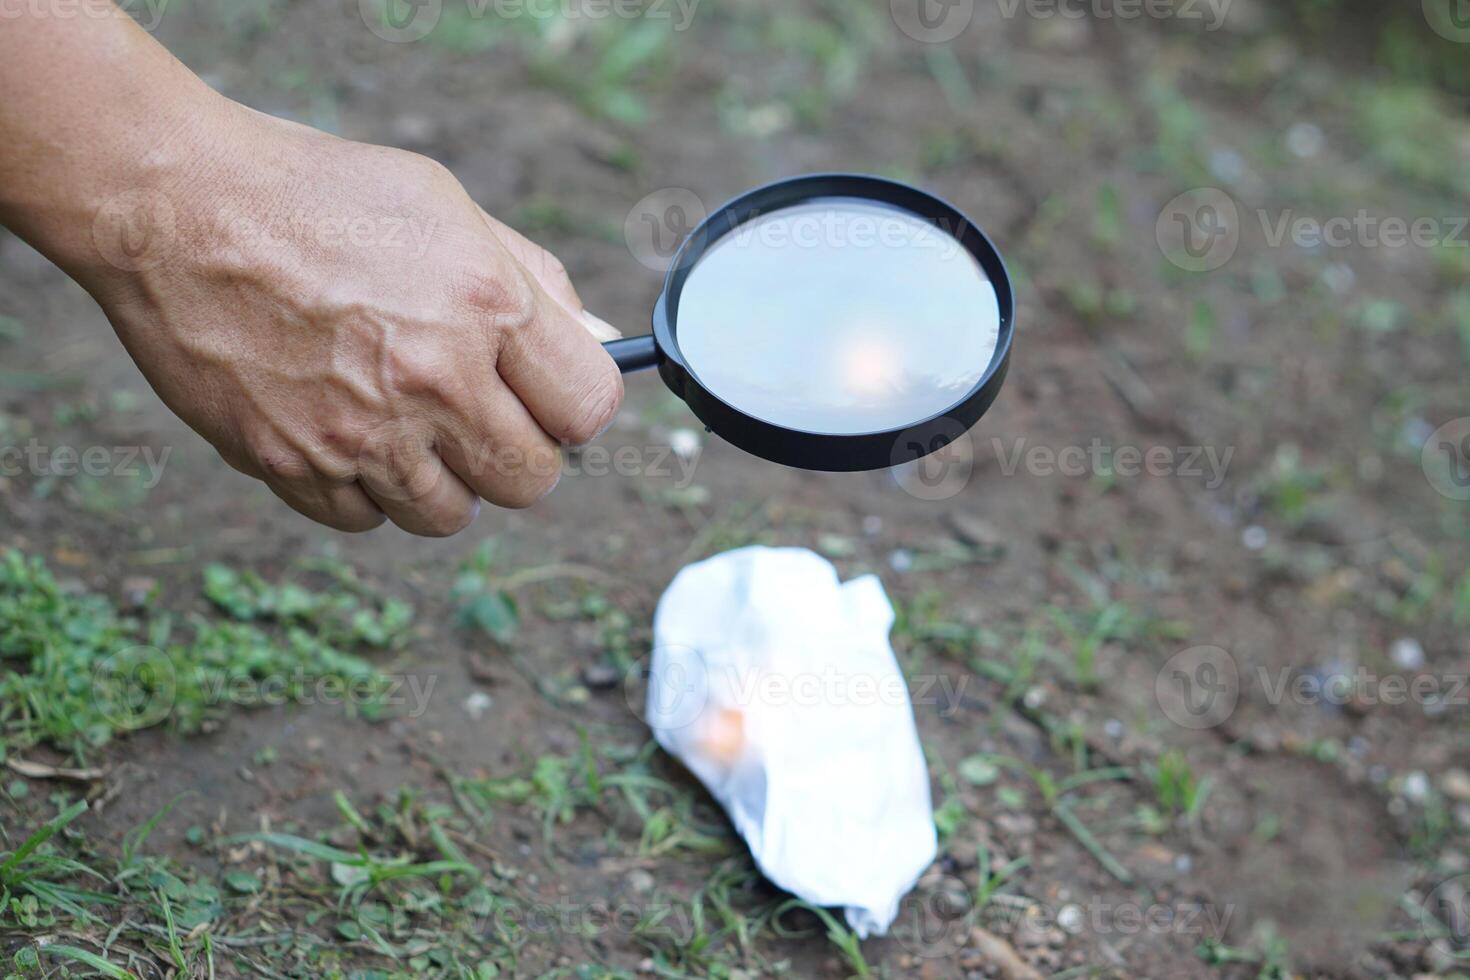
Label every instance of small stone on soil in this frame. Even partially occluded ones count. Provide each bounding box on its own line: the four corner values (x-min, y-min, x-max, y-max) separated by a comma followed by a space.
581, 663, 620, 690
1390, 637, 1426, 671
947, 512, 1005, 550
464, 691, 493, 719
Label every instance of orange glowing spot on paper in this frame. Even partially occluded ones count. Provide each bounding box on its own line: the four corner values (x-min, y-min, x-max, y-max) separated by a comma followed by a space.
697, 705, 746, 766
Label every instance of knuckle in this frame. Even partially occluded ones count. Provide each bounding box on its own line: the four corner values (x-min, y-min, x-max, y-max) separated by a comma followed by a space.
537, 250, 573, 291
433, 375, 486, 423
460, 263, 537, 334
361, 445, 443, 504
555, 365, 624, 445
302, 444, 358, 484
392, 148, 455, 189
415, 155, 455, 184
252, 445, 314, 483
384, 346, 447, 397
357, 424, 429, 472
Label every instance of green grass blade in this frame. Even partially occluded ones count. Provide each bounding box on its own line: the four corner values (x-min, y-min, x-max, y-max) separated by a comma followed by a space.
0, 799, 88, 878
41, 945, 136, 979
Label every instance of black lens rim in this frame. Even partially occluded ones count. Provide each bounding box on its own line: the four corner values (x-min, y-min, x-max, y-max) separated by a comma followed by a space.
650, 173, 1015, 473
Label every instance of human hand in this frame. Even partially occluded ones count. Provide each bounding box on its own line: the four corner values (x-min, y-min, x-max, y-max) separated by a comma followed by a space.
80, 102, 624, 536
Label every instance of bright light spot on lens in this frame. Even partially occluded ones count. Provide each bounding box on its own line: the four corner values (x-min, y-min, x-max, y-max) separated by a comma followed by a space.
676, 198, 1000, 435
839, 333, 900, 399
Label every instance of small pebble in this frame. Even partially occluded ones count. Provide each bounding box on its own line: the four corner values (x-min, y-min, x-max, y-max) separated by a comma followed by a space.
1390, 637, 1425, 671
464, 691, 493, 719
581, 663, 620, 690
936, 884, 969, 918
947, 513, 1005, 550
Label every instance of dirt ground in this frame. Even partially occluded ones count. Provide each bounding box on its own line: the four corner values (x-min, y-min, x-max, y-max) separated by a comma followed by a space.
2, 1, 1469, 977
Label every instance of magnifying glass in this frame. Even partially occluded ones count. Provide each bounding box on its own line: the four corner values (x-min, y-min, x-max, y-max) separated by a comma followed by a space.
603, 174, 1014, 472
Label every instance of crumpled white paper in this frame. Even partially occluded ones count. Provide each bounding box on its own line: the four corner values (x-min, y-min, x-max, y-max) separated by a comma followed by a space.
646, 546, 937, 937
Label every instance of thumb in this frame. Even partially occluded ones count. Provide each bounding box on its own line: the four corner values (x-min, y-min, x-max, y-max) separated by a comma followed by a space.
579, 310, 622, 342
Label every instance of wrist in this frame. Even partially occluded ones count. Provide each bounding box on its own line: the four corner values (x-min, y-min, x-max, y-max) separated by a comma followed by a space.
0, 11, 246, 295
39, 91, 250, 295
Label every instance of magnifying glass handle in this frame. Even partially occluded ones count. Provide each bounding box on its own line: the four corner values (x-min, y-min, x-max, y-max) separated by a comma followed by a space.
604, 335, 659, 374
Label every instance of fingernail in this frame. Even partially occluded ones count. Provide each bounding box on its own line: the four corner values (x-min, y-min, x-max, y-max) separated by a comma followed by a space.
582, 310, 623, 341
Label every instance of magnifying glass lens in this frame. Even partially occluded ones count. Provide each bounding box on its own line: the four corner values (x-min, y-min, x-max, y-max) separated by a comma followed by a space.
676, 198, 1001, 436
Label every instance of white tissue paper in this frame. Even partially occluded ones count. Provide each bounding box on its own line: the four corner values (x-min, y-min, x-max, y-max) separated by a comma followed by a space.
646, 546, 937, 937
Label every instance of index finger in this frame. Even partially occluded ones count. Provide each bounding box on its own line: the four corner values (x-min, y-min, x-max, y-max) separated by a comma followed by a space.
478, 207, 622, 342
492, 269, 625, 448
